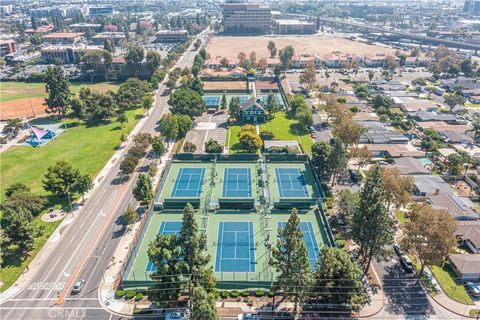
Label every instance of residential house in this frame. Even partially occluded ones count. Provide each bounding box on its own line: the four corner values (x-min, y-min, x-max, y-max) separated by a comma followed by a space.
364, 53, 396, 67
404, 56, 431, 67
396, 97, 439, 113
428, 194, 479, 221
290, 54, 322, 69
387, 157, 430, 175
448, 254, 480, 281
417, 121, 471, 133
323, 53, 363, 68
408, 111, 457, 123
204, 58, 222, 69
266, 58, 281, 68
441, 77, 479, 92
371, 80, 406, 91
439, 131, 474, 145
360, 132, 409, 144
469, 95, 480, 104
241, 97, 267, 123
363, 144, 425, 158
456, 221, 480, 253
412, 175, 454, 196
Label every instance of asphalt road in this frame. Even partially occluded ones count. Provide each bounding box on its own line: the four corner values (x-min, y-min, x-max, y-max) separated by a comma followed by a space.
0, 33, 205, 320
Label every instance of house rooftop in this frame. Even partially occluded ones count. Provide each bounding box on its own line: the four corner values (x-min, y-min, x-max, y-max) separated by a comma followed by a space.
413, 175, 454, 195
388, 157, 430, 175
428, 194, 479, 220
449, 254, 480, 274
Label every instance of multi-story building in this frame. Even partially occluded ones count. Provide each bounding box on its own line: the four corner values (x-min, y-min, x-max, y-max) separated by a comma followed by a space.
89, 7, 114, 16
41, 45, 102, 64
0, 40, 15, 57
222, 2, 271, 34
91, 32, 125, 45
0, 5, 13, 14
70, 23, 102, 32
464, 0, 480, 14
155, 29, 189, 43
42, 32, 83, 44
274, 19, 316, 35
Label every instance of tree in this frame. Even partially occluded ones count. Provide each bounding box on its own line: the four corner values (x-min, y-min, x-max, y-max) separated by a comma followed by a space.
237, 52, 247, 68
120, 156, 138, 175
183, 141, 197, 153
43, 161, 80, 197
350, 166, 393, 272
44, 66, 72, 116
205, 139, 223, 153
168, 88, 205, 118
257, 57, 268, 73
159, 114, 179, 145
1, 190, 46, 217
125, 43, 145, 65
123, 203, 137, 226
288, 94, 308, 115
349, 146, 371, 169
2, 207, 38, 251
148, 234, 184, 307
271, 208, 313, 312
249, 51, 257, 68
191, 286, 218, 320
274, 64, 282, 78
444, 94, 466, 111
267, 40, 277, 58
460, 59, 473, 76
384, 55, 399, 72
178, 203, 210, 298
117, 112, 128, 128
102, 50, 113, 81
327, 138, 348, 186
299, 60, 316, 90
265, 92, 279, 118
295, 107, 314, 129
372, 94, 394, 109
146, 50, 162, 72
186, 77, 204, 95
133, 173, 153, 206
400, 204, 457, 276
447, 152, 469, 176
228, 96, 241, 120
177, 115, 192, 138
380, 167, 413, 210
2, 118, 23, 138
116, 78, 151, 111
104, 38, 114, 53
152, 136, 166, 159
238, 131, 262, 152
337, 189, 359, 217
332, 117, 363, 148
220, 94, 227, 110
81, 50, 102, 69
259, 130, 274, 140
72, 174, 94, 203
311, 141, 332, 181
5, 183, 30, 198
314, 247, 368, 311
279, 45, 295, 70
368, 71, 375, 82
143, 95, 153, 115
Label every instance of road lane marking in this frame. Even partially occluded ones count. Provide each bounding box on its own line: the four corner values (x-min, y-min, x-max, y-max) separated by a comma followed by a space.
8, 298, 98, 301
29, 256, 63, 298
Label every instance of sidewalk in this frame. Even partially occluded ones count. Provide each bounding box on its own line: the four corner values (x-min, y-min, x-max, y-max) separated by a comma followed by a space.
0, 109, 152, 304
97, 145, 174, 317
429, 286, 479, 318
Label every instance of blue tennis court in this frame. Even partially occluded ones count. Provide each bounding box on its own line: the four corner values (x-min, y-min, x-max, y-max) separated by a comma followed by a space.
203, 96, 220, 107
215, 222, 255, 272
171, 168, 205, 197
262, 95, 281, 105
275, 168, 308, 198
222, 168, 252, 197
278, 221, 319, 270
146, 221, 182, 271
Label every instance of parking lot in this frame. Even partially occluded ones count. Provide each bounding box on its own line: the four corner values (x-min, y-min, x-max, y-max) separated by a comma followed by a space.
183, 111, 228, 153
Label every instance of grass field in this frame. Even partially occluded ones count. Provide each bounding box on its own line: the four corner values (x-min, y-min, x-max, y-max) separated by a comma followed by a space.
260, 112, 313, 155
227, 112, 314, 154
208, 35, 399, 59
0, 107, 143, 292
0, 81, 120, 120
430, 262, 474, 305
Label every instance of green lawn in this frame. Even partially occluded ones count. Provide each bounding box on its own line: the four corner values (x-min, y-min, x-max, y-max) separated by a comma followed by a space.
0, 108, 144, 292
227, 124, 243, 154
395, 210, 410, 223
260, 112, 313, 155
0, 81, 120, 103
430, 262, 474, 305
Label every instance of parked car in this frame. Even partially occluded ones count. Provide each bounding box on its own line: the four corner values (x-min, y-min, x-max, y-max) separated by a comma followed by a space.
71, 279, 85, 295
308, 126, 315, 133
393, 244, 403, 256
465, 282, 480, 299
400, 255, 414, 273
237, 313, 260, 320
165, 311, 189, 320
348, 169, 359, 183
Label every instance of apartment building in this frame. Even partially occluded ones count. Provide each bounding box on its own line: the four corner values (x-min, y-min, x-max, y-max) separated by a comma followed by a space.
42, 32, 83, 44
223, 2, 271, 34
155, 30, 189, 43
0, 40, 15, 57
41, 45, 102, 64
274, 19, 315, 35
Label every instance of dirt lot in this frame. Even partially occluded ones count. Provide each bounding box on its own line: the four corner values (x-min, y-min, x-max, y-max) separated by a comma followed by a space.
208, 35, 398, 59
203, 81, 247, 91
1, 98, 46, 120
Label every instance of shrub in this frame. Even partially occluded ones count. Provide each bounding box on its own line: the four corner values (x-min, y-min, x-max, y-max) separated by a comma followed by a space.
125, 290, 136, 299
268, 290, 275, 297
230, 290, 240, 298
247, 299, 254, 307
115, 290, 126, 298
221, 291, 229, 299
243, 297, 249, 303
336, 239, 347, 248
255, 290, 266, 297
242, 291, 250, 297
259, 130, 275, 140
135, 293, 144, 301
183, 141, 197, 153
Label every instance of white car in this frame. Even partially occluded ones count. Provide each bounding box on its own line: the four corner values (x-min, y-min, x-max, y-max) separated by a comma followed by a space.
237, 313, 260, 320
165, 311, 188, 320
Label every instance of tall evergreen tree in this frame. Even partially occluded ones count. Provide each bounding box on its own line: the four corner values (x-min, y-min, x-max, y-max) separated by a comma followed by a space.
191, 286, 218, 320
178, 203, 210, 298
350, 165, 393, 272
327, 138, 348, 186
271, 208, 313, 312
44, 66, 72, 116
133, 173, 153, 206
266, 92, 279, 118
314, 247, 368, 311
311, 141, 331, 181
228, 96, 241, 120
220, 94, 227, 110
